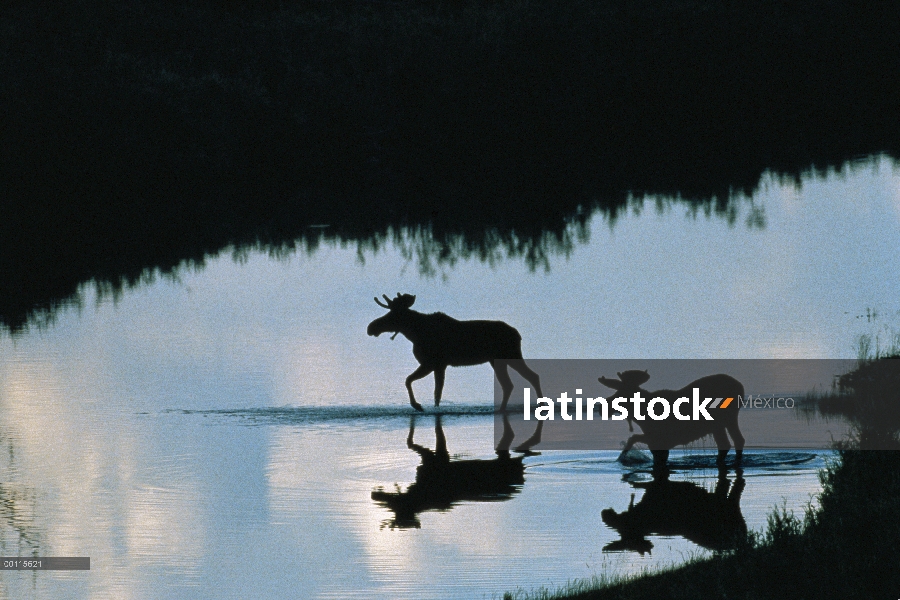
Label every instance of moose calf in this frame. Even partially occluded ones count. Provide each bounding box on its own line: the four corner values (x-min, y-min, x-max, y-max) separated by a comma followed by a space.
598, 370, 745, 468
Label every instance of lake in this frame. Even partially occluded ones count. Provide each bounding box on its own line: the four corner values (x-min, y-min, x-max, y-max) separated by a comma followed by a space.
0, 156, 898, 598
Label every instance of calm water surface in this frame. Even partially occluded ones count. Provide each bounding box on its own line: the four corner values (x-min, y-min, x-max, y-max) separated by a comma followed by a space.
0, 158, 899, 598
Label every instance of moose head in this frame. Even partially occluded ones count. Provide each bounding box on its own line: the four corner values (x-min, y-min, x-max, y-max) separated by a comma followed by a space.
598, 370, 651, 392
367, 293, 417, 339
598, 370, 651, 432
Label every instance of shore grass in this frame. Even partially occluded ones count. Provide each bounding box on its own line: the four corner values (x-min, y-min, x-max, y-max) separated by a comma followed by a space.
803, 338, 900, 450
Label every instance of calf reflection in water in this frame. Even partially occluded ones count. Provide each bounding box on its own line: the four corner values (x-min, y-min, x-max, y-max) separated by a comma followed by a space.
371, 414, 527, 529
601, 471, 747, 554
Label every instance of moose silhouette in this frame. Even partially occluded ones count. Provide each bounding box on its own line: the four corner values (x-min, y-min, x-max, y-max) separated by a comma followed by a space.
601, 471, 747, 554
367, 293, 543, 412
371, 414, 527, 529
599, 370, 744, 469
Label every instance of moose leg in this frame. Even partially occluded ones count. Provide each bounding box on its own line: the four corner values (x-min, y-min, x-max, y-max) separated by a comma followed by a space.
621, 434, 643, 454
407, 416, 433, 459
406, 416, 416, 447
405, 365, 433, 412
491, 361, 515, 412
617, 434, 646, 462
513, 421, 543, 453
713, 428, 732, 465
651, 449, 670, 471
496, 413, 515, 455
726, 423, 745, 465
508, 359, 544, 397
434, 415, 449, 460
434, 366, 446, 407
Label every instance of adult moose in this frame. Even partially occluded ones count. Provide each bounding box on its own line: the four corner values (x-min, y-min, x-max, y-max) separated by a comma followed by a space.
599, 370, 745, 469
367, 293, 543, 412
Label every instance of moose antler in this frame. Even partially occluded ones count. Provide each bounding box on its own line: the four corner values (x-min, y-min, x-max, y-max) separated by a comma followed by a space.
374, 293, 416, 310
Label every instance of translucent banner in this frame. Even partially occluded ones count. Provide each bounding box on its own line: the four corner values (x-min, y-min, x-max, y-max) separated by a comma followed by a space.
492, 359, 895, 451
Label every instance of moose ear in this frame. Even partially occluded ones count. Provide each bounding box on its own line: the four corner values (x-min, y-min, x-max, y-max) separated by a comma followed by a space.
598, 376, 623, 390
393, 293, 416, 309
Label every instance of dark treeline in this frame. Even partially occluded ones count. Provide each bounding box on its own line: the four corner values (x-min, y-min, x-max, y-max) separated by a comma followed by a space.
2, 0, 899, 331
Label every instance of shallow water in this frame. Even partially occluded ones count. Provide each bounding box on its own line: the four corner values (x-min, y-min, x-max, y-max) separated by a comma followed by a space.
0, 157, 899, 598
0, 411, 828, 600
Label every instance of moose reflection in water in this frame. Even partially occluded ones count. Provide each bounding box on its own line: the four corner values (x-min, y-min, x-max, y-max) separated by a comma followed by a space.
367, 293, 543, 413
371, 414, 530, 529
599, 370, 745, 469
601, 471, 747, 555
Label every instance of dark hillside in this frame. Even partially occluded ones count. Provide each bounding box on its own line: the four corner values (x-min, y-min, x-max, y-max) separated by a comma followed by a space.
2, 0, 899, 330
